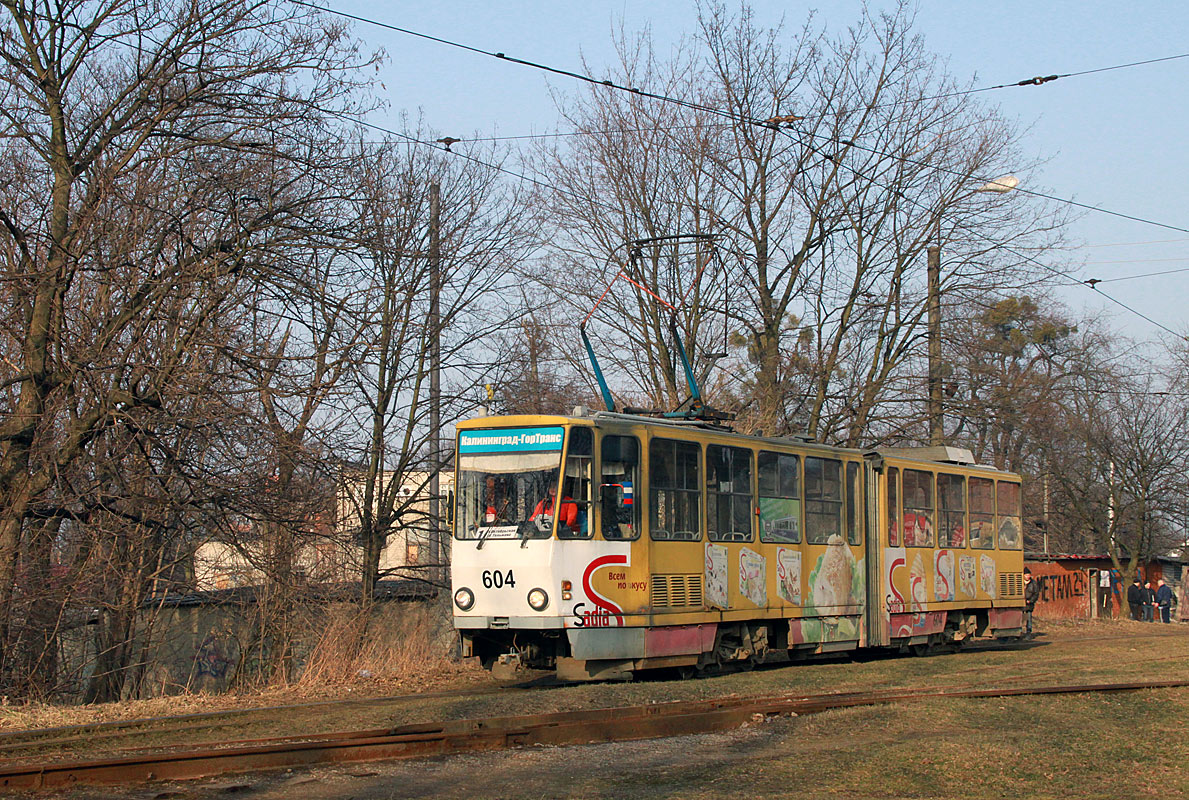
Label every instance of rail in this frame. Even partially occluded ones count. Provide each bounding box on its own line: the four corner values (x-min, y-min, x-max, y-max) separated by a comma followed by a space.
2, 677, 1187, 790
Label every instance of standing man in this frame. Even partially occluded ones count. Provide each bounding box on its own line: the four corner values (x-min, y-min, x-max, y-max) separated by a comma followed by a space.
1127, 577, 1143, 621
1142, 581, 1156, 622
1155, 579, 1174, 624
1023, 568, 1040, 638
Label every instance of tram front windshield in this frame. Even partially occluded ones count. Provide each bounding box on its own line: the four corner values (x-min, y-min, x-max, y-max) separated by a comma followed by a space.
455, 427, 565, 540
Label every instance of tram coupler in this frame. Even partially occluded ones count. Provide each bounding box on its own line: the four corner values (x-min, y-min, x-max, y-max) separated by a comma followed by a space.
492, 652, 524, 681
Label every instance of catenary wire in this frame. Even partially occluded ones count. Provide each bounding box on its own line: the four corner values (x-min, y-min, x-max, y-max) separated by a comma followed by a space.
1093, 266, 1189, 283
292, 0, 1189, 237
272, 2, 1189, 337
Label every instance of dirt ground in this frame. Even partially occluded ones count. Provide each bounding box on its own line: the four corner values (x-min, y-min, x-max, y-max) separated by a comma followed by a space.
8, 618, 1189, 799
40, 686, 1189, 800
0, 659, 491, 734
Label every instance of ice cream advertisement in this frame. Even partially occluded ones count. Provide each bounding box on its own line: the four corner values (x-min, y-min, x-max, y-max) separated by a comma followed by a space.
811, 535, 860, 613
909, 552, 927, 611
705, 543, 728, 608
777, 547, 801, 605
934, 549, 954, 602
739, 547, 767, 608
802, 535, 864, 642
980, 553, 997, 598
959, 555, 976, 598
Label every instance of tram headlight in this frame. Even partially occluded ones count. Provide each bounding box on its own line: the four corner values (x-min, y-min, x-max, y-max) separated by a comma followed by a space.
527, 588, 549, 611
454, 587, 475, 611
561, 580, 572, 601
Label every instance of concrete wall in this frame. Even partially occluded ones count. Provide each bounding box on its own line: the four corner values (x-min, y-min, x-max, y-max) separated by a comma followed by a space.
58, 595, 450, 700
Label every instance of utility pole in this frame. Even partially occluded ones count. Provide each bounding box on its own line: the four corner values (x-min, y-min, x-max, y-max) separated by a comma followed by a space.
924, 176, 1018, 448
927, 220, 943, 447
428, 181, 442, 588
1042, 472, 1050, 555
1108, 459, 1116, 564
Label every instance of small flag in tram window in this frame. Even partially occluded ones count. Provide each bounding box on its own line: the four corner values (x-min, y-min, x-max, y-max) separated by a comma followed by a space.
623, 481, 633, 505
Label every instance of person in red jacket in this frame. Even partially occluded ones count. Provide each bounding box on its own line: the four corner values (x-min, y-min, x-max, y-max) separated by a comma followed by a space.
531, 485, 578, 530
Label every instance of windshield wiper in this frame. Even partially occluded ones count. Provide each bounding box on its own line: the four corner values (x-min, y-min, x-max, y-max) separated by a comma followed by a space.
475, 526, 492, 550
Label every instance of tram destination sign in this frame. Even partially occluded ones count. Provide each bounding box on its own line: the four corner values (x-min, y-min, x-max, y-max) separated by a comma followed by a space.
459, 426, 565, 454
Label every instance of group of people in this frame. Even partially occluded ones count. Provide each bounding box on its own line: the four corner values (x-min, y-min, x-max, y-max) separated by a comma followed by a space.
1023, 569, 1180, 636
1127, 577, 1176, 623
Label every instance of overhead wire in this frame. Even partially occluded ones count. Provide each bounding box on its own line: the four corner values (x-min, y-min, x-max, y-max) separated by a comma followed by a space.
1093, 266, 1189, 283
290, 0, 1187, 337
293, 0, 1189, 237
1084, 237, 1189, 249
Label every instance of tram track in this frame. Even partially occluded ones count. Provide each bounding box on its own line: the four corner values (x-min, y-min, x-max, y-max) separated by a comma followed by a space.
0, 677, 549, 759
0, 627, 1178, 763
3, 676, 1187, 791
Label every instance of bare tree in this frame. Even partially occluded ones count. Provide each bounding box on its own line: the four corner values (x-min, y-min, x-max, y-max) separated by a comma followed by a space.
1044, 373, 1189, 577
535, 2, 1066, 443
0, 0, 374, 694
337, 131, 534, 601
532, 29, 732, 410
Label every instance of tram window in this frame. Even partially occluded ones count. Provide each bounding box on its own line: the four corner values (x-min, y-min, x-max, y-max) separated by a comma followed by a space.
707, 445, 754, 542
805, 457, 842, 544
937, 473, 966, 548
996, 481, 1023, 550
845, 462, 862, 546
758, 451, 800, 544
969, 476, 995, 549
600, 435, 640, 540
887, 467, 901, 547
649, 438, 701, 541
558, 427, 593, 539
902, 469, 934, 547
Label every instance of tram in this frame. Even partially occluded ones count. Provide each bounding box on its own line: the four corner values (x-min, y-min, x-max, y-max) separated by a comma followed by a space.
451, 410, 1026, 681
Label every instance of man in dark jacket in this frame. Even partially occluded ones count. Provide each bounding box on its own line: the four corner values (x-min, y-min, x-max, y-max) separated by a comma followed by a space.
1127, 578, 1143, 620
1142, 581, 1156, 622
1023, 568, 1040, 637
1155, 579, 1175, 624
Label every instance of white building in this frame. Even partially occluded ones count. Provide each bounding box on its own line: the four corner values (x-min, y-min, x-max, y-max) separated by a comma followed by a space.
193, 467, 453, 591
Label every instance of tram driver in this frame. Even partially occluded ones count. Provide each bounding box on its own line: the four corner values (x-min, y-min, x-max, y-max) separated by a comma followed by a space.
530, 484, 578, 531
484, 476, 511, 524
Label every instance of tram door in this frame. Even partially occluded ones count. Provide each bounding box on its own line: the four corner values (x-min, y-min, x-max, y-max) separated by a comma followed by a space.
645, 437, 706, 614
841, 460, 868, 645
863, 458, 888, 646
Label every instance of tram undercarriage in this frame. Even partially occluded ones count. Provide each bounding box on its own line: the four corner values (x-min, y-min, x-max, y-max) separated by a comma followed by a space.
461, 608, 1024, 682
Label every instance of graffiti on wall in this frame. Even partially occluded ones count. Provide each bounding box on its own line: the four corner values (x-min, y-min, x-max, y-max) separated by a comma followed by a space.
1036, 571, 1087, 602
194, 633, 232, 678
1026, 562, 1092, 619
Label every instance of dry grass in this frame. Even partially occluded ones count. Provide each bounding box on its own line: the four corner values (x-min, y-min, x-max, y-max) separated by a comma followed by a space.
0, 602, 488, 735
297, 602, 463, 688
2, 615, 1184, 751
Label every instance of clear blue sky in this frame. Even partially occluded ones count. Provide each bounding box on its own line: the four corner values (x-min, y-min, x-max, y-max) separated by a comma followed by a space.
337, 0, 1189, 350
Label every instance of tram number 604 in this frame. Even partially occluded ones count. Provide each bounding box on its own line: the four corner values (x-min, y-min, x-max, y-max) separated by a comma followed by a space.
482, 569, 515, 589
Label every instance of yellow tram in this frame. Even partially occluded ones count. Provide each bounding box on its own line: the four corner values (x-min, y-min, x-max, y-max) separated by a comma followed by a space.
451, 410, 1025, 680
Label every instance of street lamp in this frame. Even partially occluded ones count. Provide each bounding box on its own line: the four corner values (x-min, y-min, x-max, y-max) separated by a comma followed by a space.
975, 174, 1020, 194
927, 174, 1020, 446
